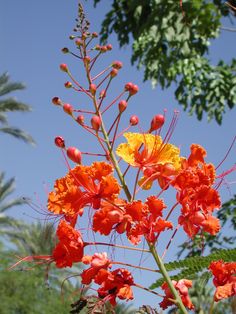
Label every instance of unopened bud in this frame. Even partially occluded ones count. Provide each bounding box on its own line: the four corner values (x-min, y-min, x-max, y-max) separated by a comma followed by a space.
52, 97, 62, 106
89, 84, 97, 95
84, 56, 91, 64
61, 47, 69, 54
118, 100, 127, 113
75, 39, 83, 46
91, 115, 101, 131
130, 84, 139, 95
69, 35, 75, 40
106, 44, 112, 50
92, 32, 98, 38
95, 44, 101, 51
125, 82, 133, 91
64, 81, 72, 88
67, 147, 82, 164
63, 103, 73, 115
112, 61, 123, 69
99, 90, 106, 99
60, 63, 68, 72
100, 46, 108, 53
150, 114, 165, 131
110, 68, 118, 78
54, 136, 65, 148
76, 115, 85, 125
130, 115, 139, 126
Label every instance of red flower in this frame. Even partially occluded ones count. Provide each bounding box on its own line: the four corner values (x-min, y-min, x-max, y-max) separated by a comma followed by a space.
209, 260, 236, 301
48, 162, 120, 226
52, 220, 84, 268
97, 268, 134, 306
160, 279, 194, 310
172, 144, 221, 237
81, 252, 111, 285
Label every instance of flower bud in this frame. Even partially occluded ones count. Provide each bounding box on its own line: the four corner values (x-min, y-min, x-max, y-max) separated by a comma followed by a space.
69, 35, 75, 40
130, 84, 139, 95
83, 56, 91, 64
106, 44, 112, 51
118, 100, 127, 113
63, 103, 73, 115
64, 81, 72, 88
89, 84, 97, 96
150, 114, 165, 131
61, 47, 69, 54
54, 136, 65, 148
76, 115, 85, 125
52, 97, 62, 106
95, 44, 101, 51
99, 90, 106, 99
110, 68, 118, 78
67, 147, 82, 164
100, 46, 108, 53
112, 61, 123, 69
60, 63, 68, 72
92, 32, 98, 38
130, 115, 139, 126
75, 39, 83, 46
91, 115, 101, 131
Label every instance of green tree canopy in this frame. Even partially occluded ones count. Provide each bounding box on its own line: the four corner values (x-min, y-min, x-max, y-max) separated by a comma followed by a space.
93, 0, 236, 124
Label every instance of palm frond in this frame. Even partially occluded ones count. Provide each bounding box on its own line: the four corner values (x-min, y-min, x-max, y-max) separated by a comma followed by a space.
0, 72, 25, 97
0, 127, 35, 145
0, 197, 27, 213
0, 174, 15, 201
0, 98, 31, 113
0, 113, 7, 124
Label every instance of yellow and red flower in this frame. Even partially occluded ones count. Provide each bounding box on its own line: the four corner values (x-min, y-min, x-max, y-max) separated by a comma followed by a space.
116, 132, 183, 189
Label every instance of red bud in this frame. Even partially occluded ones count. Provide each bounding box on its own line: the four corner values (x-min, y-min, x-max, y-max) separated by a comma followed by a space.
61, 47, 69, 54
84, 56, 91, 64
89, 84, 97, 95
100, 46, 108, 53
63, 103, 73, 115
91, 115, 101, 131
99, 90, 106, 99
60, 63, 68, 72
64, 81, 72, 88
54, 136, 65, 148
76, 115, 85, 125
150, 114, 165, 131
52, 97, 62, 105
112, 61, 123, 69
92, 32, 98, 38
118, 100, 127, 113
110, 68, 118, 78
75, 39, 83, 46
106, 44, 113, 50
130, 115, 139, 126
67, 147, 82, 164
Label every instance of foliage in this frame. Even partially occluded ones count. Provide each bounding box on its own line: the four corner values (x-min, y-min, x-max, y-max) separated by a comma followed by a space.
93, 0, 236, 123
0, 72, 35, 144
150, 248, 236, 289
0, 249, 73, 314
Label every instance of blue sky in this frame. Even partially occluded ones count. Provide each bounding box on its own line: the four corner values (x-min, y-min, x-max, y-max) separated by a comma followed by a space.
1, 0, 236, 310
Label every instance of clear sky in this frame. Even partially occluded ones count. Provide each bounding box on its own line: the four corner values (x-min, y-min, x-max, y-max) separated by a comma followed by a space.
1, 0, 236, 311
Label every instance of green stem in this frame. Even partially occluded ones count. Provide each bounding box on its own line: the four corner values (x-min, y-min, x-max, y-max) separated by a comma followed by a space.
209, 298, 214, 314
148, 243, 188, 314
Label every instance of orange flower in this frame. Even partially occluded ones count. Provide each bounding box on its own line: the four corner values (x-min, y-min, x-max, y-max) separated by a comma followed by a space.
97, 268, 134, 306
48, 162, 120, 226
172, 144, 221, 238
116, 132, 183, 189
209, 260, 236, 301
160, 279, 194, 310
93, 199, 126, 235
52, 220, 84, 268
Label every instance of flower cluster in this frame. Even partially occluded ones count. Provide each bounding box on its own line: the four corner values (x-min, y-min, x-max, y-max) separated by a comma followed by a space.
15, 4, 236, 313
209, 260, 236, 302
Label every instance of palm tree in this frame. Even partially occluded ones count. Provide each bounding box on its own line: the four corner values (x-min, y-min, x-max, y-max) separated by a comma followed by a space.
0, 172, 27, 228
0, 72, 35, 144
